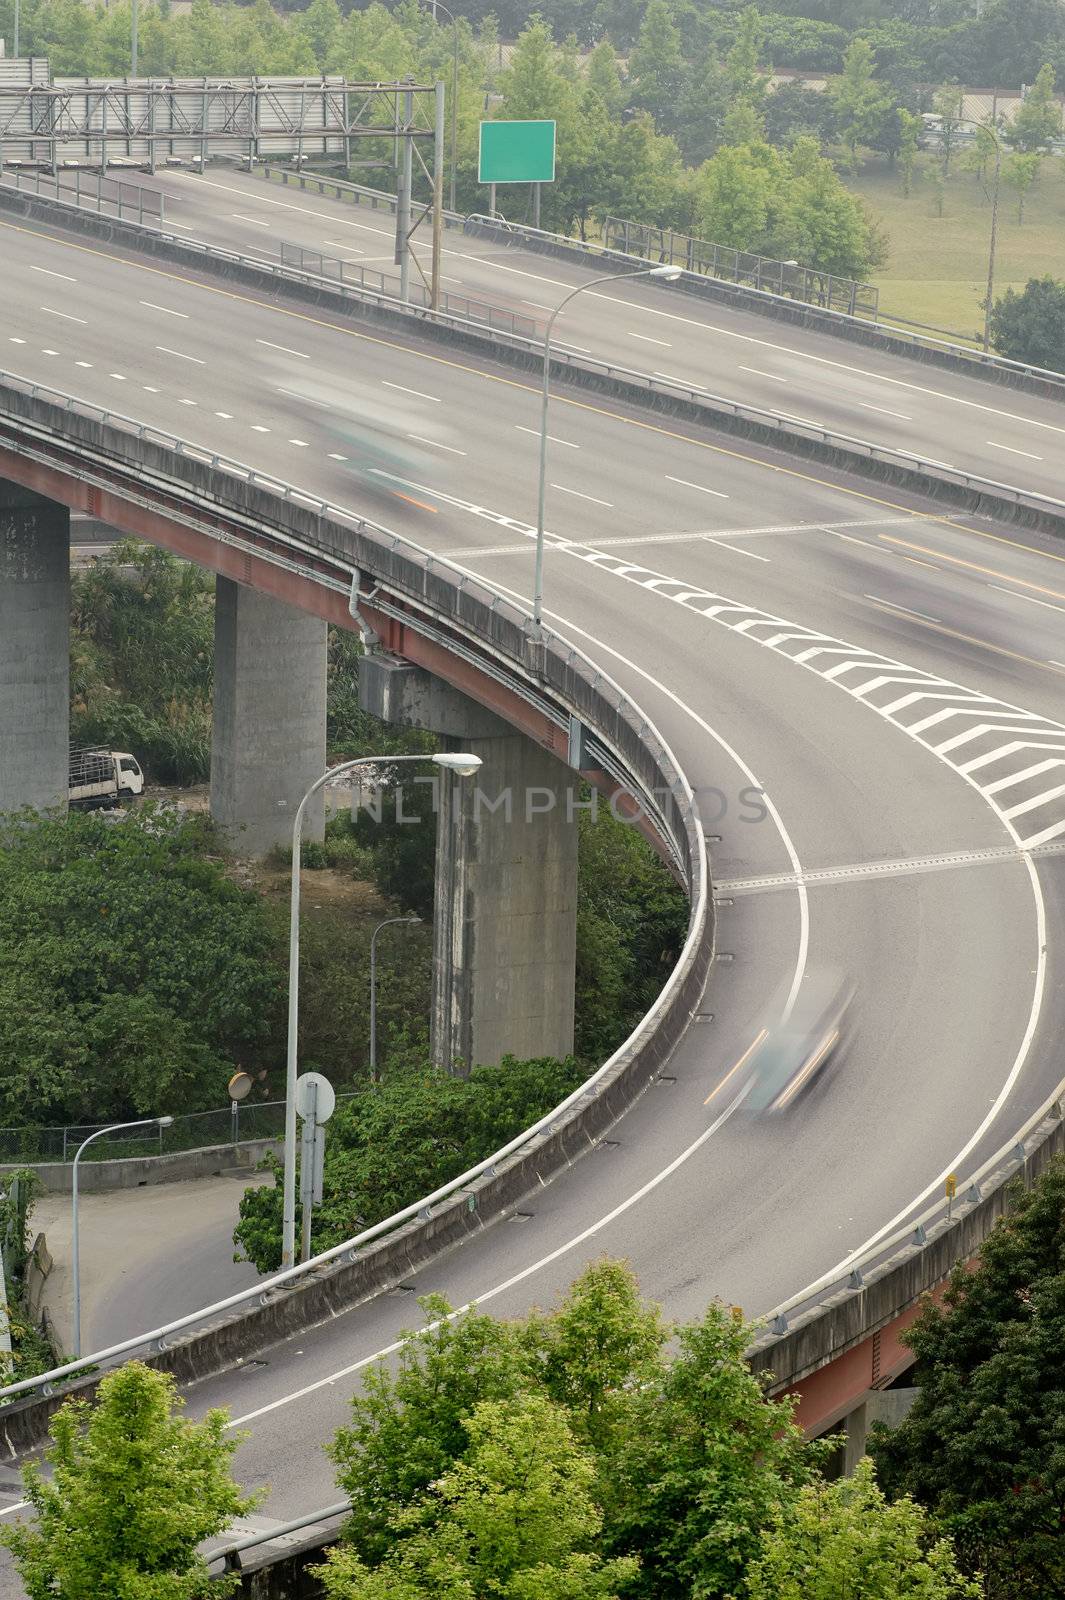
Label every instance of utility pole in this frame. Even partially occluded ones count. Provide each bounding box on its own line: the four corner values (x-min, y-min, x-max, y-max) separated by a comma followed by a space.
395, 81, 414, 303
983, 128, 1002, 351
431, 79, 445, 310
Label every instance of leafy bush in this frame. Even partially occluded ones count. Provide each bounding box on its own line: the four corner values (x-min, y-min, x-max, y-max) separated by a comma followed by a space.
989, 275, 1065, 373
234, 1054, 586, 1271
0, 810, 283, 1124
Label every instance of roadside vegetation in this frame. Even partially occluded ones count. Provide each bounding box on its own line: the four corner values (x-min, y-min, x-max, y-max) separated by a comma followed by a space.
2, 1258, 1001, 1597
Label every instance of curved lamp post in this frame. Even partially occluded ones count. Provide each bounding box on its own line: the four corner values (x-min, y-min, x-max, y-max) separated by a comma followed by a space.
72, 1115, 174, 1356
369, 915, 422, 1082
534, 264, 681, 629
282, 750, 483, 1268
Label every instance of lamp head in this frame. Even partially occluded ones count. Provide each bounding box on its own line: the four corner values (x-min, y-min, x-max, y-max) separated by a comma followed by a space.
432, 752, 483, 778
157, 1115, 175, 1128
649, 265, 682, 281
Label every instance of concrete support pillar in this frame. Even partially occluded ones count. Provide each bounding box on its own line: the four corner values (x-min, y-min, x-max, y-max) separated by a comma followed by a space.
842, 1386, 918, 1474
0, 484, 70, 816
360, 655, 578, 1071
210, 578, 327, 856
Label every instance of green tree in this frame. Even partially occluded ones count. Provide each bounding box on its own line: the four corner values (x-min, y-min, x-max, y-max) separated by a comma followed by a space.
0, 1362, 254, 1598
327, 1295, 536, 1565
585, 38, 625, 119
871, 1158, 1065, 1597
627, 0, 685, 130
747, 1457, 980, 1599
523, 1258, 668, 1446
0, 811, 282, 1125
989, 274, 1065, 368
692, 141, 784, 254
898, 107, 922, 195
932, 81, 965, 176
725, 5, 769, 108
599, 1303, 833, 1599
318, 1394, 638, 1599
830, 37, 893, 168
783, 135, 887, 275
1007, 62, 1063, 152
1004, 148, 1042, 221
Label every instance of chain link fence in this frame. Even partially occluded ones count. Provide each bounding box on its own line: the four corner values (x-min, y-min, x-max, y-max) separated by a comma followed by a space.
0, 1097, 346, 1165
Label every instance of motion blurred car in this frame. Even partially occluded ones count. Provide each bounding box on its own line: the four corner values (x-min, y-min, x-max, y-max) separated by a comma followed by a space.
266, 368, 457, 507
708, 970, 853, 1116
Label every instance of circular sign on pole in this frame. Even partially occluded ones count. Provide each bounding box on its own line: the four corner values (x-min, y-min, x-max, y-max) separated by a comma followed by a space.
295, 1070, 336, 1125
228, 1071, 254, 1102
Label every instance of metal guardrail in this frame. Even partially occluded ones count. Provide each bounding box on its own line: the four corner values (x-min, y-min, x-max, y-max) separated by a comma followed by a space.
0, 165, 164, 227
602, 214, 879, 319
254, 160, 467, 230
275, 239, 537, 340
208, 1500, 350, 1575
0, 364, 710, 1403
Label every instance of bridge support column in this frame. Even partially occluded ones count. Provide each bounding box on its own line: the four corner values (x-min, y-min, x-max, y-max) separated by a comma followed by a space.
210, 578, 327, 855
360, 655, 578, 1072
841, 1387, 918, 1473
0, 484, 69, 816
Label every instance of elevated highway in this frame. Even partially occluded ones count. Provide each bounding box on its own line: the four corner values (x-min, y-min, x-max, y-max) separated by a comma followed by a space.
0, 190, 1064, 1552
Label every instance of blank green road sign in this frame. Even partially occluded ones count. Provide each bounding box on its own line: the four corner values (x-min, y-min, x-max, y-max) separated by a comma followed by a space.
478, 119, 556, 184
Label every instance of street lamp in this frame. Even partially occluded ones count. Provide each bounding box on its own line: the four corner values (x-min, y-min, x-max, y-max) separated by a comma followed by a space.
369, 915, 422, 1082
72, 1115, 174, 1357
533, 264, 681, 628
281, 749, 483, 1268
427, 0, 461, 214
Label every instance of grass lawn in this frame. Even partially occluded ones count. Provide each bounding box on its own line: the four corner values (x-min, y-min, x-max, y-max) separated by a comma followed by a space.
847, 157, 1065, 341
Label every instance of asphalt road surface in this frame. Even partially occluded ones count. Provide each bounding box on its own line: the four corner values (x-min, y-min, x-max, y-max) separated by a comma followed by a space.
1, 197, 1064, 1578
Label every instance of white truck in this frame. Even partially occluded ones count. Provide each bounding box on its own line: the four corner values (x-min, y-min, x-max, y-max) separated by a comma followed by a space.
69, 748, 144, 810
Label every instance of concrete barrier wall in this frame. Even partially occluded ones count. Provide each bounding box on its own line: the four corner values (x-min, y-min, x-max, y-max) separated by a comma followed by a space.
0, 1138, 279, 1194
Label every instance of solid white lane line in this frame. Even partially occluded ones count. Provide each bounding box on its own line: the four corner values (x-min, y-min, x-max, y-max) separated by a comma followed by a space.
516, 424, 578, 448
987, 440, 1042, 459
0, 1502, 27, 1519
988, 583, 1065, 617
232, 212, 270, 226
41, 305, 85, 323
665, 474, 729, 500
1051, 660, 1065, 670
821, 529, 877, 548
628, 332, 672, 346
863, 594, 942, 624
555, 341, 592, 354
30, 265, 76, 282
183, 173, 394, 238
256, 338, 309, 359
139, 300, 189, 318
408, 433, 467, 455
323, 241, 364, 252
740, 365, 787, 382
156, 345, 205, 364
522, 299, 556, 311
382, 380, 440, 402
714, 542, 769, 562
551, 484, 612, 506
860, 402, 912, 419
